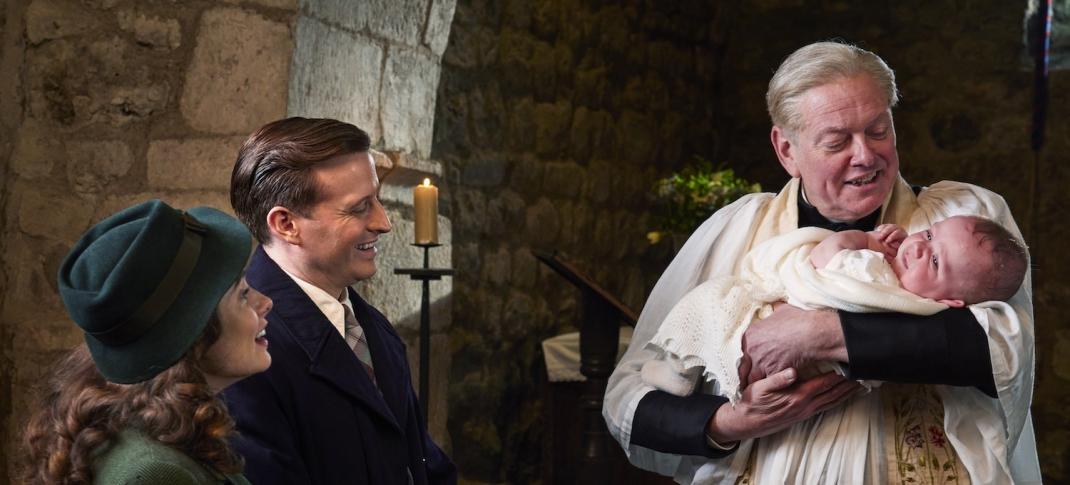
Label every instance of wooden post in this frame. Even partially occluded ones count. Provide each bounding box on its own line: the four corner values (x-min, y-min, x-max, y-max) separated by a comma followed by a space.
532, 250, 638, 484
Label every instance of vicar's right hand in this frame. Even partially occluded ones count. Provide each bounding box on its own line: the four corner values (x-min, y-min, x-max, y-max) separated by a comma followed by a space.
706, 367, 861, 443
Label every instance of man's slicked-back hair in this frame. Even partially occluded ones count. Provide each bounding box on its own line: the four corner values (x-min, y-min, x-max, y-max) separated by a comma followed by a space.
230, 117, 371, 243
767, 41, 899, 135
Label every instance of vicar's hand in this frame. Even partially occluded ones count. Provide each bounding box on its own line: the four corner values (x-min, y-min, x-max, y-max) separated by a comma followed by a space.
707, 368, 861, 443
741, 303, 848, 386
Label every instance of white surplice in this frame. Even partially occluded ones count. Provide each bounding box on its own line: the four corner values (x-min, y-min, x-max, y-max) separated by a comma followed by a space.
603, 177, 1041, 484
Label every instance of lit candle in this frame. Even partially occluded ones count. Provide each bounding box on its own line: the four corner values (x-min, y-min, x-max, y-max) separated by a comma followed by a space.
413, 178, 439, 244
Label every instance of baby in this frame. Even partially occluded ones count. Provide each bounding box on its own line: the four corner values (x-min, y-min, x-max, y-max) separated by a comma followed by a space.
809, 215, 1027, 309
641, 214, 1028, 399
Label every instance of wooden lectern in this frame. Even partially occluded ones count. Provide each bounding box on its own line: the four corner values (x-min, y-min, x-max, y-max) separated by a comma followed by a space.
534, 251, 671, 484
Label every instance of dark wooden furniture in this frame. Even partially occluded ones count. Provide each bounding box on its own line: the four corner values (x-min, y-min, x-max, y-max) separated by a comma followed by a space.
534, 251, 673, 484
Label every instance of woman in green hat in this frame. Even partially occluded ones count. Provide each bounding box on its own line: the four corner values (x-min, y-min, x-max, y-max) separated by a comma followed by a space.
20, 200, 272, 484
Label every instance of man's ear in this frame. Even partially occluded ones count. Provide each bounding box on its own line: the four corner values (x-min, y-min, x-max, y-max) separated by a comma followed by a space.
771, 126, 801, 178
938, 299, 965, 308
265, 206, 301, 245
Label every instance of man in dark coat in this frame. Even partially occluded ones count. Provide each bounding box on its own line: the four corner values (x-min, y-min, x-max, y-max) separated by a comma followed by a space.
222, 117, 456, 485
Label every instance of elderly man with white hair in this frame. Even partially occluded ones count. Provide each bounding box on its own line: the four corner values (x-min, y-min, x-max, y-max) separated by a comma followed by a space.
604, 41, 1041, 484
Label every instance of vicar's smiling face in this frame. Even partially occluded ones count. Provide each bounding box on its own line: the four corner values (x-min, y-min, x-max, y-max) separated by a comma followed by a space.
771, 74, 900, 222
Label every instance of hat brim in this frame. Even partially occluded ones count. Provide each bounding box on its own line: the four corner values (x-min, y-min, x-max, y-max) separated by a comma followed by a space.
86, 207, 252, 384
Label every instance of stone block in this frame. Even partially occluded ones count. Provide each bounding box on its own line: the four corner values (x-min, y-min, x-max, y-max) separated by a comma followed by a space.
505, 97, 536, 151
542, 161, 584, 197
302, 0, 367, 33
147, 137, 247, 190
586, 159, 613, 204
66, 140, 134, 194
442, 23, 496, 69
511, 247, 536, 288
525, 197, 559, 246
486, 189, 525, 239
509, 155, 542, 194
453, 189, 486, 233
569, 107, 609, 161
289, 17, 382, 142
382, 47, 442, 159
4, 237, 69, 314
366, 0, 425, 45
460, 159, 505, 187
11, 118, 63, 179
17, 187, 94, 242
117, 10, 181, 49
181, 8, 291, 135
481, 246, 510, 285
534, 100, 572, 157
25, 0, 99, 44
502, 290, 534, 338
106, 85, 170, 125
424, 0, 457, 57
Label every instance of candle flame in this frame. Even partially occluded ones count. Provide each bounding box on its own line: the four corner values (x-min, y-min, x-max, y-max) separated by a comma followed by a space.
422, 178, 431, 187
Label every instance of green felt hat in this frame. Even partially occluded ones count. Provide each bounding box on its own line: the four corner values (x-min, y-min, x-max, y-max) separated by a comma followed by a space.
57, 199, 252, 384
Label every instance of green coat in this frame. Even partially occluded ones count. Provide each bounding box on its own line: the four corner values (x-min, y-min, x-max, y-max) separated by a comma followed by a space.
94, 429, 250, 485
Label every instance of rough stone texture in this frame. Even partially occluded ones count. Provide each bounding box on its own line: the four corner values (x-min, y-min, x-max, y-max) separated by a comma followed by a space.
10, 117, 63, 179
147, 137, 247, 190
382, 46, 442, 158
436, 1, 1069, 483
66, 140, 134, 194
424, 0, 458, 57
288, 16, 384, 141
181, 8, 291, 135
0, 1, 297, 479
435, 1, 720, 481
25, 0, 99, 44
366, 0, 425, 45
288, 0, 457, 452
116, 9, 182, 50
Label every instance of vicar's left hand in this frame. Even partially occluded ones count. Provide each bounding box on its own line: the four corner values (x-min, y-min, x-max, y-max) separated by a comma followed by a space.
741, 303, 849, 387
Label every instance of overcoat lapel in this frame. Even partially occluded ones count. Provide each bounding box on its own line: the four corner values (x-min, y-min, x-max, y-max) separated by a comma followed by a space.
246, 247, 401, 433
349, 289, 409, 431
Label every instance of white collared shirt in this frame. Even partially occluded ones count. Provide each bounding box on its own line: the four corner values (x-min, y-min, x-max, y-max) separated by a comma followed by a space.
278, 267, 354, 338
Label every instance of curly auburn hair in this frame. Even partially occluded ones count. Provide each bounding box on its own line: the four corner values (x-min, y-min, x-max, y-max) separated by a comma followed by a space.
19, 313, 243, 484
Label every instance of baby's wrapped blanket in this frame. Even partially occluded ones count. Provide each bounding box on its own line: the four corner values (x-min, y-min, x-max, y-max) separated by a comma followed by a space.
644, 226, 946, 401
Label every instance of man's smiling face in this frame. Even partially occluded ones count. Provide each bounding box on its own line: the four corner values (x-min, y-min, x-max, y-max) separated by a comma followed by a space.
292, 151, 392, 295
772, 74, 900, 222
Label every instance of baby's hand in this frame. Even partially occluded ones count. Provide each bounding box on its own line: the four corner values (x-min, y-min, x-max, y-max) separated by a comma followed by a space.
870, 224, 906, 259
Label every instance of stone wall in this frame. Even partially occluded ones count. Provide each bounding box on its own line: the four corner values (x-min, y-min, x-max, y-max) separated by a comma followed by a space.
0, 1, 297, 477
434, 0, 723, 481
0, 0, 458, 480
287, 0, 458, 449
438, 0, 1068, 483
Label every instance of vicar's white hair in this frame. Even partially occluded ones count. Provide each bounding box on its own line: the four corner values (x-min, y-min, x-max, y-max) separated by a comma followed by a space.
766, 41, 899, 134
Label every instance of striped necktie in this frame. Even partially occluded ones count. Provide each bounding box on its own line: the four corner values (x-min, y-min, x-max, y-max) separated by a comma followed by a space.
342, 302, 377, 387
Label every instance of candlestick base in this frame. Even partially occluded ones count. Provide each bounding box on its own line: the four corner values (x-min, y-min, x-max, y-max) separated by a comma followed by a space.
394, 243, 453, 425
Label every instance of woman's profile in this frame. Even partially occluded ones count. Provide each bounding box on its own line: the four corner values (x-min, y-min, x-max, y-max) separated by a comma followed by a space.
20, 199, 272, 484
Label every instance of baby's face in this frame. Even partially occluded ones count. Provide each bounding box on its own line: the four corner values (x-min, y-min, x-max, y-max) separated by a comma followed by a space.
890, 216, 988, 306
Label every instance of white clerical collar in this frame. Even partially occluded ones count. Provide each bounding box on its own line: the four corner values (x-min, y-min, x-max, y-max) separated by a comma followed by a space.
278, 267, 352, 338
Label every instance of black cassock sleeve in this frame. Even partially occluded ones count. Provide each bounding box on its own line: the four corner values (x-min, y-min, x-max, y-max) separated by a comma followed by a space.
839, 307, 998, 397
631, 391, 738, 458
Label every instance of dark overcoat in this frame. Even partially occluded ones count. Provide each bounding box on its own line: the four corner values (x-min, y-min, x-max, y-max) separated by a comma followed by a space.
222, 247, 456, 485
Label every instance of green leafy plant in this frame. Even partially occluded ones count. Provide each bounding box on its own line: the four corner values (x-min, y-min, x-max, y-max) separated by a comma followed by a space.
648, 158, 761, 244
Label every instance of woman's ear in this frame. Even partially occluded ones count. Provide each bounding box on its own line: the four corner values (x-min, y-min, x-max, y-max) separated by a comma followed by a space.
265, 207, 301, 245
771, 126, 801, 178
